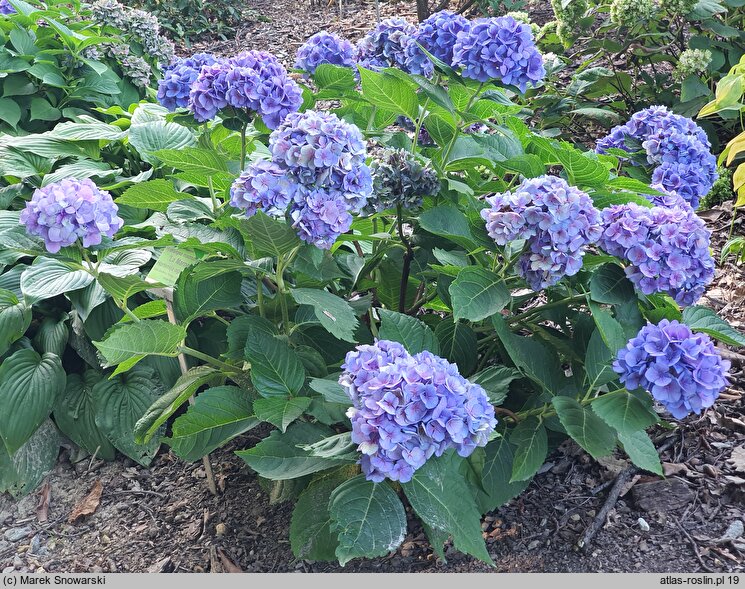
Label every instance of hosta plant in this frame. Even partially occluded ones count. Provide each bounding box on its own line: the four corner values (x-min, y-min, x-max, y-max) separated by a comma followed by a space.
0, 10, 742, 567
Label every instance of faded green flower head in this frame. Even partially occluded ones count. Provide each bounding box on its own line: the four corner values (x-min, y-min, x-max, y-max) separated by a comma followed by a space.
674, 48, 712, 81
659, 0, 697, 16
609, 0, 656, 26
550, 0, 588, 43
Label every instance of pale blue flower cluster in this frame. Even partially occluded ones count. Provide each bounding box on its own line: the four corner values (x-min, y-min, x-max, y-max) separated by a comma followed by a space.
356, 17, 420, 73
452, 16, 545, 91
230, 110, 372, 249
340, 340, 497, 483
596, 106, 717, 208
412, 10, 470, 66
598, 202, 714, 306
613, 320, 729, 419
157, 53, 220, 111
481, 176, 602, 290
20, 179, 123, 254
295, 31, 356, 74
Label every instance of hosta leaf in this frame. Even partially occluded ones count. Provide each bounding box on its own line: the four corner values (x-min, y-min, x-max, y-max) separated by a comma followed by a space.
168, 386, 258, 462
54, 370, 115, 460
0, 289, 31, 356
0, 349, 65, 455
236, 421, 354, 480
330, 475, 407, 566
32, 315, 69, 359
92, 367, 163, 466
378, 309, 440, 355
93, 320, 186, 369
0, 419, 59, 498
509, 416, 547, 482
552, 397, 616, 459
129, 121, 196, 164
254, 396, 312, 432
290, 288, 358, 343
21, 259, 94, 304
449, 267, 510, 322
402, 452, 492, 564
244, 330, 306, 398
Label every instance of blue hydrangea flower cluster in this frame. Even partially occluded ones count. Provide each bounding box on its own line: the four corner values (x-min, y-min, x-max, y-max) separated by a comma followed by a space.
340, 339, 497, 483
0, 0, 16, 15
598, 202, 714, 306
157, 53, 220, 111
644, 184, 691, 210
596, 106, 717, 208
171, 50, 301, 128
295, 31, 356, 74
230, 110, 372, 249
356, 17, 420, 73
613, 320, 729, 419
452, 16, 545, 92
412, 10, 471, 66
20, 179, 123, 254
481, 175, 602, 290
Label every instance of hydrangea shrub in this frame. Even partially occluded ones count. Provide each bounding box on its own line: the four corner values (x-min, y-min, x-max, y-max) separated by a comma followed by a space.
2, 10, 742, 570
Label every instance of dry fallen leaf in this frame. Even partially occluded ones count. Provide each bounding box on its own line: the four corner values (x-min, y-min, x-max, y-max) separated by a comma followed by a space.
727, 446, 745, 473
662, 462, 689, 476
68, 480, 103, 524
36, 481, 51, 523
217, 549, 242, 573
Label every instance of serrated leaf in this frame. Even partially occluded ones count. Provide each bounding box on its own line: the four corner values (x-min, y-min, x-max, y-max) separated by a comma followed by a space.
617, 429, 662, 474
359, 67, 418, 120
402, 452, 492, 564
590, 263, 636, 305
378, 309, 439, 355
168, 386, 258, 462
509, 416, 547, 482
291, 288, 359, 343
589, 301, 628, 353
54, 370, 115, 461
254, 396, 312, 432
134, 365, 220, 443
243, 211, 301, 258
116, 179, 189, 212
309, 378, 350, 404
237, 421, 354, 480
418, 205, 475, 250
435, 319, 478, 376
225, 315, 277, 360
584, 329, 618, 388
682, 306, 745, 347
93, 320, 186, 369
449, 267, 510, 322
92, 367, 163, 466
552, 396, 616, 459
470, 366, 521, 405
329, 475, 407, 565
244, 331, 306, 398
174, 267, 242, 324
478, 435, 531, 513
0, 349, 65, 455
591, 391, 658, 435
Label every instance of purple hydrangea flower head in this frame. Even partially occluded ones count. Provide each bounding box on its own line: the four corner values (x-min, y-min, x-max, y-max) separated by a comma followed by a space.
452, 16, 545, 91
157, 61, 202, 111
188, 61, 231, 122
227, 50, 303, 129
598, 202, 714, 306
481, 175, 602, 290
644, 184, 691, 210
340, 339, 497, 483
295, 31, 356, 74
0, 0, 16, 15
413, 10, 470, 65
596, 106, 717, 208
356, 17, 418, 72
613, 320, 729, 419
20, 179, 123, 254
231, 110, 372, 249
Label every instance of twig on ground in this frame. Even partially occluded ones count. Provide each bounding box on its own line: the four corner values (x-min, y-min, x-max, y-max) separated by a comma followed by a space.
676, 517, 715, 573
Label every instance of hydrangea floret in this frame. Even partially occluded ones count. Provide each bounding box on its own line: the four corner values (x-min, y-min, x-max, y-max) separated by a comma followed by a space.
609, 0, 656, 26
20, 179, 123, 254
364, 148, 441, 214
340, 340, 497, 483
613, 320, 730, 419
481, 175, 602, 290
404, 10, 470, 75
674, 48, 712, 82
596, 106, 717, 208
659, 0, 697, 15
598, 202, 714, 306
295, 31, 356, 74
231, 110, 372, 249
452, 16, 545, 92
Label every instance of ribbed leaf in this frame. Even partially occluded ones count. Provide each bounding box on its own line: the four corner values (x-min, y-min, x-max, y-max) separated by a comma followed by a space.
378, 309, 439, 355
552, 397, 616, 459
93, 320, 186, 370
21, 259, 94, 304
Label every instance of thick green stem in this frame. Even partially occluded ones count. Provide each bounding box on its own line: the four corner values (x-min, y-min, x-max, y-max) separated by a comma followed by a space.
507, 294, 588, 324
179, 346, 241, 373
396, 204, 414, 313
240, 123, 248, 170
